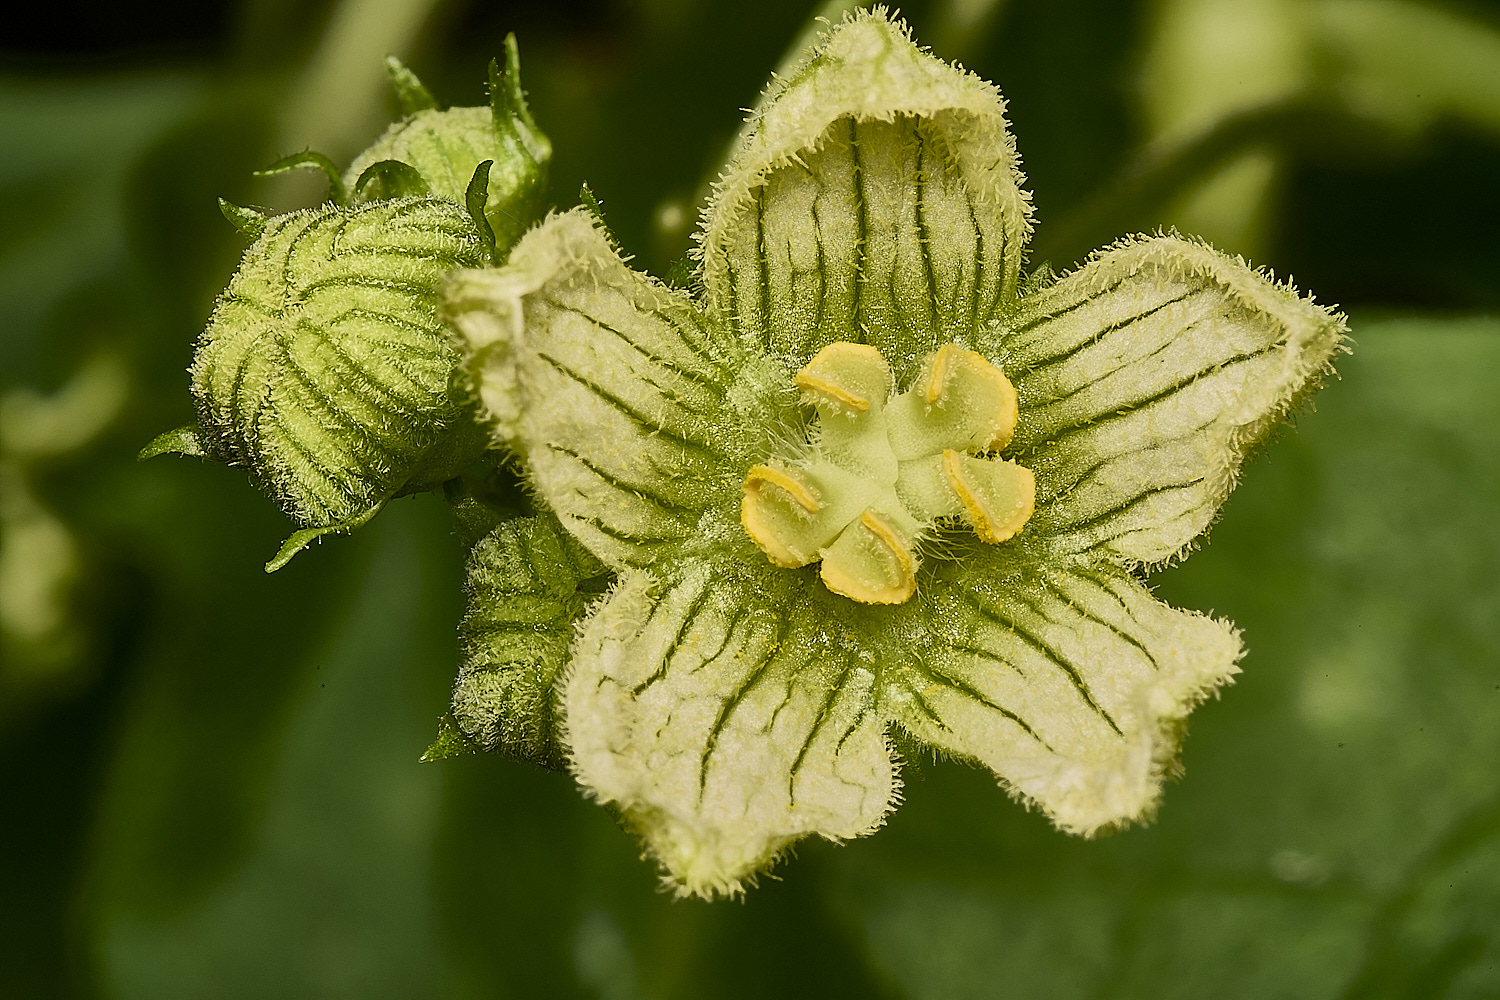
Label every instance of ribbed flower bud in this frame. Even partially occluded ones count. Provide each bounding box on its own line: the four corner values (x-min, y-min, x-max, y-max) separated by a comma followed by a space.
187, 198, 489, 567
143, 43, 553, 570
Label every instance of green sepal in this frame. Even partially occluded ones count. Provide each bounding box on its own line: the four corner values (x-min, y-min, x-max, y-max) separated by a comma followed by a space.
354, 158, 431, 201
465, 159, 499, 264
254, 151, 349, 205
265, 502, 383, 573
384, 54, 440, 116
138, 424, 208, 460
488, 33, 541, 136
663, 256, 696, 289
217, 198, 267, 240
577, 182, 623, 255
420, 713, 481, 762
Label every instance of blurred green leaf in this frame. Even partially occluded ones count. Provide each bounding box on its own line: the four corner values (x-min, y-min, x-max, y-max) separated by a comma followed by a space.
0, 75, 202, 379
93, 499, 463, 998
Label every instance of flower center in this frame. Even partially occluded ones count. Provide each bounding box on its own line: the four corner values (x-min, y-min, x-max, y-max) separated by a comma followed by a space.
741, 342, 1036, 605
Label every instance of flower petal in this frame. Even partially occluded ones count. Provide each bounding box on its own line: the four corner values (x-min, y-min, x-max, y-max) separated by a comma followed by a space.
884, 559, 1241, 834
700, 11, 1032, 376
564, 560, 896, 897
992, 234, 1345, 566
445, 209, 761, 568
453, 514, 607, 768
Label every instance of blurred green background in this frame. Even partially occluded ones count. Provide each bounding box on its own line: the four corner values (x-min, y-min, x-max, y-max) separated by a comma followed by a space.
3, 0, 1499, 996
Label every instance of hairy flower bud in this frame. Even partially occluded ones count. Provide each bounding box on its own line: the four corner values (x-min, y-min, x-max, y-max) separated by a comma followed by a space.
186, 197, 488, 568
143, 44, 554, 570
344, 35, 551, 252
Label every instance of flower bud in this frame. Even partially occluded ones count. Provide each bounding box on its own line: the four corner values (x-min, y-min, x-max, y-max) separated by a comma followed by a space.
343, 35, 551, 253
144, 45, 555, 569
188, 197, 489, 567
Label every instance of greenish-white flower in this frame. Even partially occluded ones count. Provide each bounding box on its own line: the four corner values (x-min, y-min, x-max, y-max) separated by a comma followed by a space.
443, 11, 1345, 897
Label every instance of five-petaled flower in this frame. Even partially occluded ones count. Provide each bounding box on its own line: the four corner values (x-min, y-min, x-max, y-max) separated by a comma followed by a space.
443, 10, 1345, 897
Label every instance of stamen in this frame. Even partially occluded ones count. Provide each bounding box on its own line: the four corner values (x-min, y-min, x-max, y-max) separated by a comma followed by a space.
819, 509, 918, 605
795, 342, 890, 414
941, 450, 1035, 544
742, 464, 821, 568
744, 464, 819, 512
918, 344, 1019, 451
923, 343, 960, 403
796, 373, 869, 411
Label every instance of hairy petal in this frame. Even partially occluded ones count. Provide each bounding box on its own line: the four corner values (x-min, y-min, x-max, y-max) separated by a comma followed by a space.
883, 557, 1241, 834
564, 560, 896, 898
992, 234, 1346, 566
700, 10, 1032, 378
453, 514, 607, 768
445, 209, 760, 569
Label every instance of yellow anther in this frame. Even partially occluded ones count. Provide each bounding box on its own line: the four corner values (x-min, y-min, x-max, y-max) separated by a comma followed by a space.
922, 343, 963, 403
941, 450, 1035, 544
744, 464, 819, 512
818, 509, 918, 605
742, 464, 821, 568
795, 372, 869, 411
919, 344, 1019, 451
795, 342, 890, 413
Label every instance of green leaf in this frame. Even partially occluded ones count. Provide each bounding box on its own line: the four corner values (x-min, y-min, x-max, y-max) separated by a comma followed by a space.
453, 514, 607, 768
383, 54, 440, 116
91, 503, 460, 994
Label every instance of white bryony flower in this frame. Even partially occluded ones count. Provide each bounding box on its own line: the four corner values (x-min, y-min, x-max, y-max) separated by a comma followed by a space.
442, 10, 1346, 898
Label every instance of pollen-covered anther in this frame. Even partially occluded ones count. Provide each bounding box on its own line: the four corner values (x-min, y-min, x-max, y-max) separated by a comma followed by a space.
819, 510, 918, 605
794, 342, 891, 415
941, 449, 1036, 544
919, 343, 1019, 451
741, 463, 822, 568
